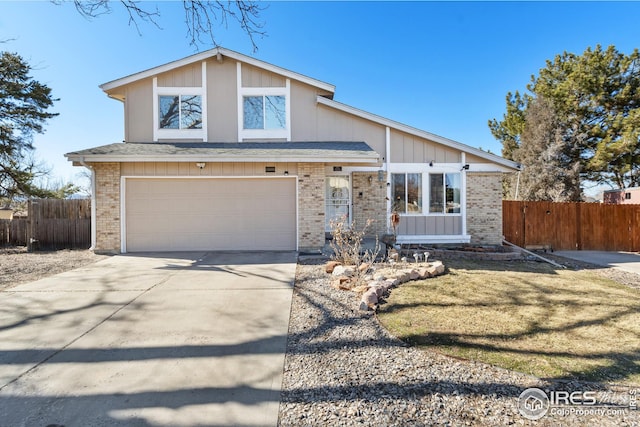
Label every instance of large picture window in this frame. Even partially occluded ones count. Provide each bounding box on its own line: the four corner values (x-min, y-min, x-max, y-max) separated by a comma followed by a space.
159, 95, 202, 129
243, 95, 286, 130
391, 173, 422, 213
429, 173, 461, 214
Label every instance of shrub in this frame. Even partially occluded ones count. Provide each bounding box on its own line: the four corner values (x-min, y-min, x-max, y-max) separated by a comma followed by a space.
329, 215, 380, 267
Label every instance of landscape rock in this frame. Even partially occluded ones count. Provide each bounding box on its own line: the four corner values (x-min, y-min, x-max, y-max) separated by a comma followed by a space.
383, 279, 396, 290
358, 262, 371, 272
368, 284, 386, 297
397, 272, 411, 284
332, 265, 355, 277
330, 276, 351, 290
426, 261, 445, 277
361, 288, 378, 307
418, 268, 431, 279
325, 261, 341, 274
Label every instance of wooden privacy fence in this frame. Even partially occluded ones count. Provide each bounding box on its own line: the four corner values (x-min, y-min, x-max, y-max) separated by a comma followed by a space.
0, 218, 28, 246
503, 200, 640, 252
0, 199, 91, 250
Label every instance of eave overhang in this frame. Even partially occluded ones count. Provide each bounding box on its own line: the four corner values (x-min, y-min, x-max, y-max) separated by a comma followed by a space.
100, 47, 335, 96
65, 141, 381, 165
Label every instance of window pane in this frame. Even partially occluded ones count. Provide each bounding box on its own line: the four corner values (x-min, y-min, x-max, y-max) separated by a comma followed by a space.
243, 96, 263, 129
429, 174, 444, 213
407, 173, 422, 212
180, 95, 202, 129
446, 173, 461, 213
264, 95, 286, 129
159, 95, 179, 129
391, 173, 406, 213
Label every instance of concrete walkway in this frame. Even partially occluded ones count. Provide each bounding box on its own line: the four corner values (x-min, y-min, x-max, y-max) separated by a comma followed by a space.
554, 250, 640, 275
0, 251, 296, 427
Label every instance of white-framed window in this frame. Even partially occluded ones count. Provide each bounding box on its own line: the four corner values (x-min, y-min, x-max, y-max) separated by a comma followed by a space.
159, 95, 202, 129
152, 63, 207, 141
153, 83, 206, 140
237, 63, 291, 141
391, 173, 422, 214
243, 95, 286, 130
429, 173, 461, 214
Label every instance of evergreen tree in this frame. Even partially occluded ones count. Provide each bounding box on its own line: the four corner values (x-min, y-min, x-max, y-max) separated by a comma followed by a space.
490, 45, 640, 199
0, 51, 59, 205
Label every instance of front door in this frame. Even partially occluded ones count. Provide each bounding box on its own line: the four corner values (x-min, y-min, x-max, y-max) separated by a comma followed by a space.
325, 176, 351, 231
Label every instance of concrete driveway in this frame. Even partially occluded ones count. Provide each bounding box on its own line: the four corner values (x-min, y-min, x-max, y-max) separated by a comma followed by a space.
554, 250, 640, 275
0, 251, 296, 427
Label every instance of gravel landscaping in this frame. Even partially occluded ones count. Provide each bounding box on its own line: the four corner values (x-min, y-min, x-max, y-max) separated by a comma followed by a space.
278, 259, 640, 426
0, 247, 108, 291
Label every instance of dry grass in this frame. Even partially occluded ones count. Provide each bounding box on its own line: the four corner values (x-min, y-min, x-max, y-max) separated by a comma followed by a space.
377, 258, 640, 384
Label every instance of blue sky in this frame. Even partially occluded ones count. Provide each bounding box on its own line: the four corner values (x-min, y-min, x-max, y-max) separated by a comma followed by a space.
2, 1, 640, 193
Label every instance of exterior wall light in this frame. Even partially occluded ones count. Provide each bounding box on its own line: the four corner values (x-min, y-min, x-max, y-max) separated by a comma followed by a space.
196, 162, 206, 169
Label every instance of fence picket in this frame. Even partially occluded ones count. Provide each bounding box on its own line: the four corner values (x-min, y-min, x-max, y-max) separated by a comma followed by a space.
503, 200, 640, 252
0, 199, 91, 249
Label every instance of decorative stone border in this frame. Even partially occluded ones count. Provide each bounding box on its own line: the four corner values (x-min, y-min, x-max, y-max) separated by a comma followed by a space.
325, 260, 447, 311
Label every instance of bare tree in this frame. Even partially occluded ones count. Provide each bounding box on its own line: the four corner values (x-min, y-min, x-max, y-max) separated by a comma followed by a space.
54, 0, 266, 51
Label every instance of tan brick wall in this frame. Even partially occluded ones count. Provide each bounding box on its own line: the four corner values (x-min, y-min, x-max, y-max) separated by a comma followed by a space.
466, 172, 503, 246
298, 163, 325, 251
93, 162, 121, 253
352, 172, 387, 237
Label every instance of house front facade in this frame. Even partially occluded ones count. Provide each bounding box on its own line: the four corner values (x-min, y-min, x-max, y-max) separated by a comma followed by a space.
66, 47, 519, 253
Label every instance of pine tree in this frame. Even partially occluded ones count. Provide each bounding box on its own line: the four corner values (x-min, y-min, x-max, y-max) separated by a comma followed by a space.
490, 45, 640, 199
0, 51, 59, 205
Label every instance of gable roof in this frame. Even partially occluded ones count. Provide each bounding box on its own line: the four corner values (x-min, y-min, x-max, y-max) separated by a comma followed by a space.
100, 47, 335, 95
317, 96, 520, 170
97, 47, 518, 171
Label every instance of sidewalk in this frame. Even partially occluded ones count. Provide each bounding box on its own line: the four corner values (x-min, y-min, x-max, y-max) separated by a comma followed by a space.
553, 251, 640, 275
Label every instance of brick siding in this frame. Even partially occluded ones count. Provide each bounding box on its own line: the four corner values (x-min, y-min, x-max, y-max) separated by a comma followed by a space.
93, 162, 121, 253
352, 172, 387, 237
297, 163, 325, 251
466, 172, 503, 245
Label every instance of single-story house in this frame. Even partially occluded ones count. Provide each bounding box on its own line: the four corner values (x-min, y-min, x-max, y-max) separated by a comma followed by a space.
65, 47, 519, 253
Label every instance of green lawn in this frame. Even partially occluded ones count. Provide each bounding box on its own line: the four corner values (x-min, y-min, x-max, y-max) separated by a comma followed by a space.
377, 259, 640, 384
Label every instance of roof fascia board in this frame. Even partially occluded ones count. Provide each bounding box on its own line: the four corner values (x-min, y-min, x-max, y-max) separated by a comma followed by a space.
317, 96, 520, 170
100, 47, 335, 94
66, 154, 379, 163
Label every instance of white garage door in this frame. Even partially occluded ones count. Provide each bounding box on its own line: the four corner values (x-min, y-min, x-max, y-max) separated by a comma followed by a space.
125, 178, 297, 252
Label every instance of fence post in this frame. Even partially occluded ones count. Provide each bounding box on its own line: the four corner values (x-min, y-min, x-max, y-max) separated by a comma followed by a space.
521, 203, 527, 248
27, 199, 33, 252
575, 202, 582, 250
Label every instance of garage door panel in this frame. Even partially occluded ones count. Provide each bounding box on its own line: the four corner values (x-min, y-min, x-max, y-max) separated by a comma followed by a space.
125, 178, 296, 252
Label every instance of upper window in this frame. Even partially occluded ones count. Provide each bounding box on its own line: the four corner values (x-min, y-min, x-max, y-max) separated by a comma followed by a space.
243, 95, 286, 130
429, 173, 461, 214
159, 95, 202, 130
391, 173, 422, 213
